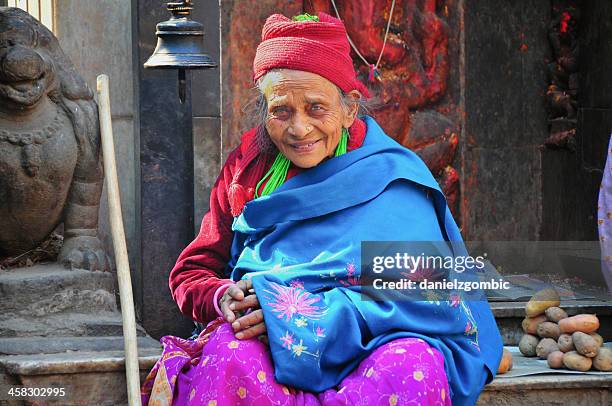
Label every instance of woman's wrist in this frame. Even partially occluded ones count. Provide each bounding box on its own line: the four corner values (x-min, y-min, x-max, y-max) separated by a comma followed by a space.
213, 282, 233, 317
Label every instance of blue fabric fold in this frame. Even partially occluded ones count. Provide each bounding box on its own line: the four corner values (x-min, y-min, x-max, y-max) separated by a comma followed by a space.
227, 116, 503, 406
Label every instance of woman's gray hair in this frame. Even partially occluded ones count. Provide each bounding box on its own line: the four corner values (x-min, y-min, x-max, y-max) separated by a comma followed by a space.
242, 70, 370, 155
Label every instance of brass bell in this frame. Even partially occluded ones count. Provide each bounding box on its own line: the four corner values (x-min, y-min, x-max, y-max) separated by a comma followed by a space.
144, 0, 217, 103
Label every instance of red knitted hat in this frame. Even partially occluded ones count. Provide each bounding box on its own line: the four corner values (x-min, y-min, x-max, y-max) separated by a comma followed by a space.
253, 12, 370, 97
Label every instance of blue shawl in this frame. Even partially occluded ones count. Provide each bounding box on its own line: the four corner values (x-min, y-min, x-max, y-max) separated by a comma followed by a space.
227, 116, 503, 405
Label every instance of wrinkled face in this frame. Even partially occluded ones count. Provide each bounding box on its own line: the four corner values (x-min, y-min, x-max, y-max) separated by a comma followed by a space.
261, 70, 358, 168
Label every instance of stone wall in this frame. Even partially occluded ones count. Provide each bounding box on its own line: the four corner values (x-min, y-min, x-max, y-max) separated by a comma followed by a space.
53, 1, 139, 292
192, 0, 223, 228
461, 0, 551, 240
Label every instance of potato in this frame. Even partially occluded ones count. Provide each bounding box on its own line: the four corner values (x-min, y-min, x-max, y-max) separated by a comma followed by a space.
545, 306, 568, 323
497, 348, 513, 374
537, 321, 561, 340
519, 334, 539, 357
558, 314, 600, 334
536, 338, 560, 359
592, 348, 612, 372
563, 351, 593, 371
525, 288, 560, 317
522, 315, 547, 335
589, 332, 604, 348
572, 332, 599, 357
557, 334, 574, 353
547, 350, 564, 369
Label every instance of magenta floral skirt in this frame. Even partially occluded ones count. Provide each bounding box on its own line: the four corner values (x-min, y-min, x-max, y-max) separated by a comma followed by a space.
142, 317, 451, 405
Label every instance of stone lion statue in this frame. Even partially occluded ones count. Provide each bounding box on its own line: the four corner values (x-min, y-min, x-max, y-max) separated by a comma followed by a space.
0, 8, 108, 271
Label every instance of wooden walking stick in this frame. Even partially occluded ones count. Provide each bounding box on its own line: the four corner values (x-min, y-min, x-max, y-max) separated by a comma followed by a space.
96, 74, 142, 406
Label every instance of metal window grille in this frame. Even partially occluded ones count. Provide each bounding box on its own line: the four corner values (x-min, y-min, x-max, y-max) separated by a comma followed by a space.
7, 0, 54, 32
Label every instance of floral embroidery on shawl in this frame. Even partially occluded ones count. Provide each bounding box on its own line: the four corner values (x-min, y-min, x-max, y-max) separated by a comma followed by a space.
263, 282, 326, 321
263, 281, 330, 359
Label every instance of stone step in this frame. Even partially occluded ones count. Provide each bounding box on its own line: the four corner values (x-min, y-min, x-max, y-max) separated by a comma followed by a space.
478, 344, 612, 405
0, 335, 160, 356
0, 264, 117, 315
0, 346, 161, 406
0, 311, 148, 339
491, 300, 612, 345
478, 373, 612, 405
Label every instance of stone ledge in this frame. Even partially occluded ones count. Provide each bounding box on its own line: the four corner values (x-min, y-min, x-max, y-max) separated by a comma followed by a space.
0, 349, 159, 406
0, 264, 114, 287
478, 373, 612, 405
0, 312, 148, 339
0, 336, 160, 355
491, 300, 612, 318
0, 264, 117, 317
485, 373, 612, 390
0, 349, 161, 376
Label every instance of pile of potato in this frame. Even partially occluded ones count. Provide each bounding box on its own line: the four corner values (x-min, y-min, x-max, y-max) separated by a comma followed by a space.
518, 288, 611, 372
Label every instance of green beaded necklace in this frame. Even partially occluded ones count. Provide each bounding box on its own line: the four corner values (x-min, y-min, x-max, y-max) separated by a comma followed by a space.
255, 128, 349, 198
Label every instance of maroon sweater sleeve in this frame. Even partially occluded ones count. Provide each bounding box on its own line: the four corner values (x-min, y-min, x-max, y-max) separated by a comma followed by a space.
168, 147, 241, 324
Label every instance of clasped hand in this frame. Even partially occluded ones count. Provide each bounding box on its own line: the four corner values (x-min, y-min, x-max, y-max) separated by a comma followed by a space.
218, 279, 267, 341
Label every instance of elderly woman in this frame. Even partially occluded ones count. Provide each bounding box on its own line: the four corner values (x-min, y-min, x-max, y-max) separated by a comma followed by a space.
142, 12, 502, 406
